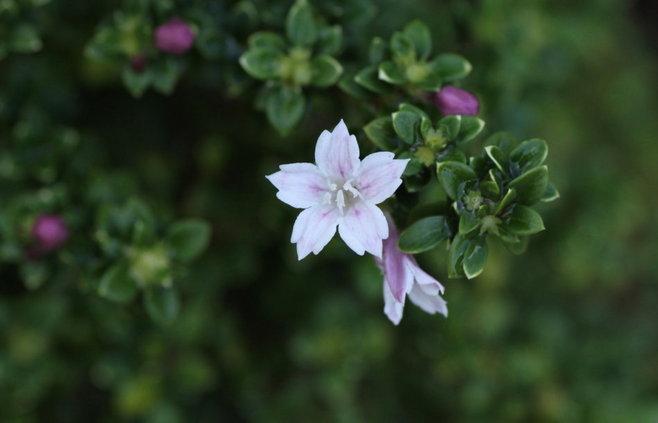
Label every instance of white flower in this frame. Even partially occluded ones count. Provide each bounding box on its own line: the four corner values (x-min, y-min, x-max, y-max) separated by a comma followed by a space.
266, 120, 409, 260
376, 215, 448, 325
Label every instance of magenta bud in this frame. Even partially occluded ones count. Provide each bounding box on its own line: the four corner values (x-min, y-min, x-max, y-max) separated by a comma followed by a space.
31, 215, 69, 253
435, 86, 480, 116
130, 54, 147, 73
154, 18, 196, 55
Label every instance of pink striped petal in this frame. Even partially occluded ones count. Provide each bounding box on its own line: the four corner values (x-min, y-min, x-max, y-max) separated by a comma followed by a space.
292, 204, 339, 260
338, 201, 387, 258
314, 120, 360, 180
266, 163, 328, 209
408, 283, 448, 317
356, 152, 408, 204
383, 281, 405, 325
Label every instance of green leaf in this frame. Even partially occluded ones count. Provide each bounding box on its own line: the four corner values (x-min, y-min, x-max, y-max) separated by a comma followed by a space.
144, 287, 179, 324
436, 161, 476, 200
506, 205, 545, 236
11, 25, 42, 53
310, 55, 343, 87
503, 237, 529, 255
392, 110, 421, 144
98, 263, 137, 303
495, 188, 517, 215
151, 58, 183, 95
485, 145, 505, 173
286, 0, 317, 46
459, 213, 480, 235
248, 31, 286, 51
122, 67, 152, 98
265, 85, 305, 136
458, 117, 485, 144
239, 47, 284, 80
317, 25, 342, 55
462, 239, 488, 279
364, 116, 397, 150
541, 182, 560, 203
398, 216, 450, 254
390, 32, 415, 64
354, 65, 389, 93
166, 219, 212, 262
485, 132, 517, 155
368, 37, 386, 63
378, 61, 405, 84
430, 53, 472, 81
438, 115, 461, 139
402, 20, 431, 60
510, 138, 548, 172
448, 233, 469, 278
509, 165, 549, 205
398, 103, 429, 120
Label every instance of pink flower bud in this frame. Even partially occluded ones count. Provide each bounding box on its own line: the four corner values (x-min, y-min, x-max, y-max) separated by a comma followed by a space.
434, 86, 480, 116
31, 214, 69, 253
154, 18, 196, 55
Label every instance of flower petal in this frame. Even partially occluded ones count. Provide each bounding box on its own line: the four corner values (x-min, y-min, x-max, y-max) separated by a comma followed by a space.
266, 163, 328, 209
338, 201, 387, 257
356, 152, 409, 204
408, 283, 448, 317
384, 281, 405, 325
292, 204, 339, 260
315, 120, 360, 180
408, 257, 445, 295
381, 227, 413, 302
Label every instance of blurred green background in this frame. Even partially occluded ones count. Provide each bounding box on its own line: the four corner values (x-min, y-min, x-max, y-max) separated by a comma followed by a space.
1, 0, 658, 421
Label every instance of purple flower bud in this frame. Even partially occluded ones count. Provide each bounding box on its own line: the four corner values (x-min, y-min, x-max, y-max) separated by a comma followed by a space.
434, 86, 480, 116
31, 215, 69, 253
130, 54, 147, 73
154, 18, 196, 55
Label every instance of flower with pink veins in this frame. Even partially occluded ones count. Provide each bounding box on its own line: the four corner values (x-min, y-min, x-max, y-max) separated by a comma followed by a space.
266, 120, 409, 260
376, 215, 448, 325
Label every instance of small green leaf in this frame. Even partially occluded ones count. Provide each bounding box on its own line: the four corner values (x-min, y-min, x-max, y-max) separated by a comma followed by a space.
485, 145, 505, 173
390, 32, 415, 64
398, 216, 450, 254
354, 65, 389, 93
458, 117, 485, 144
286, 0, 318, 46
364, 116, 397, 150
439, 115, 461, 139
317, 25, 342, 55
495, 188, 517, 215
459, 213, 480, 235
430, 53, 472, 81
122, 67, 152, 98
248, 32, 286, 51
398, 103, 429, 120
239, 47, 284, 80
265, 85, 306, 136
510, 138, 548, 172
448, 233, 469, 278
310, 55, 342, 87
98, 263, 137, 303
144, 287, 179, 324
11, 25, 42, 53
392, 110, 421, 144
506, 205, 545, 236
166, 219, 212, 262
485, 132, 517, 155
509, 165, 549, 205
462, 239, 488, 279
480, 180, 500, 199
541, 182, 560, 203
503, 237, 529, 255
378, 61, 405, 84
368, 37, 386, 64
152, 58, 184, 95
402, 20, 431, 60
436, 161, 476, 200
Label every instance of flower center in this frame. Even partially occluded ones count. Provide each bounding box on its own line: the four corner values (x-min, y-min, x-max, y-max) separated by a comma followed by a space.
323, 179, 361, 214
